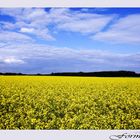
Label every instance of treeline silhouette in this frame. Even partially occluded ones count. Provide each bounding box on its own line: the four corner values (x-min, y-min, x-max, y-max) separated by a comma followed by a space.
0, 71, 140, 77
51, 71, 140, 77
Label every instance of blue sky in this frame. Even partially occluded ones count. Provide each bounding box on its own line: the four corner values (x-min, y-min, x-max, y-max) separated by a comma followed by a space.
0, 8, 140, 73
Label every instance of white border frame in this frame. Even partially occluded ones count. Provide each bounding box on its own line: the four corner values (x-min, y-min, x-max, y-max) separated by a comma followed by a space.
0, 0, 140, 7
0, 1, 140, 140
0, 130, 140, 140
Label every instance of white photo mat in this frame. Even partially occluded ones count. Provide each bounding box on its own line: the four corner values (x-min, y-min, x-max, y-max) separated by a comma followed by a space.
0, 0, 140, 140
0, 0, 140, 7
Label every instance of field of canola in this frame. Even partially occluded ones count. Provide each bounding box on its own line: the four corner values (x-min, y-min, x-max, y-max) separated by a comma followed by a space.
0, 76, 140, 129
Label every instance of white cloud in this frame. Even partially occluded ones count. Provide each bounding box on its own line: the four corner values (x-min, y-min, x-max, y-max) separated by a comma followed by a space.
0, 43, 140, 73
0, 31, 33, 43
0, 8, 115, 41
0, 8, 54, 41
92, 14, 140, 44
0, 8, 140, 74
2, 57, 25, 64
0, 8, 24, 20
0, 21, 15, 30
20, 27, 55, 40
48, 8, 114, 35
27, 8, 47, 20
1, 8, 140, 45
20, 27, 35, 33
57, 16, 112, 34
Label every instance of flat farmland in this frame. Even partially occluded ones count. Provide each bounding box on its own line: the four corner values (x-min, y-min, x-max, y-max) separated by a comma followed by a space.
0, 76, 139, 129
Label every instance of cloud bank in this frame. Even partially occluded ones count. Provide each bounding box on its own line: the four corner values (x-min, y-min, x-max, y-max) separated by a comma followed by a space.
0, 43, 139, 73
0, 8, 140, 73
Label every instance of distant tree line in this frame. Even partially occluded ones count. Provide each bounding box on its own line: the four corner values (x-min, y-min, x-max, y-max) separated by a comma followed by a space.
0, 70, 140, 77
0, 73, 48, 76
51, 71, 140, 77
0, 72, 26, 75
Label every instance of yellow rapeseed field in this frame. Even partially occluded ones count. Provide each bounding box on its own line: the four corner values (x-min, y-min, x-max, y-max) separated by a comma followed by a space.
0, 76, 140, 129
